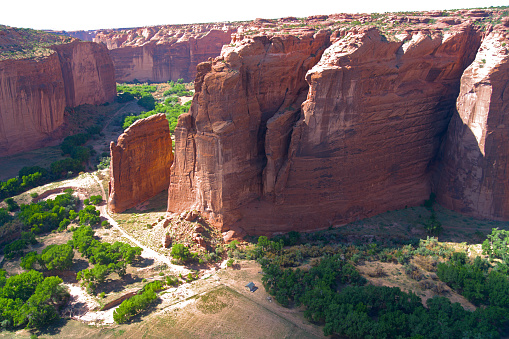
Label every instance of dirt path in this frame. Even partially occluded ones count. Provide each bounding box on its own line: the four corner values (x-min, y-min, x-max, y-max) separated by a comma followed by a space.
91, 174, 189, 276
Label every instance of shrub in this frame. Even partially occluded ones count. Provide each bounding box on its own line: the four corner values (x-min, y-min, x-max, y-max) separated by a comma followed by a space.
170, 243, 190, 263
96, 157, 110, 170
39, 244, 74, 271
117, 92, 135, 103
0, 208, 12, 226
5, 198, 19, 212
78, 205, 100, 226
113, 285, 158, 323
137, 94, 156, 110
89, 195, 103, 205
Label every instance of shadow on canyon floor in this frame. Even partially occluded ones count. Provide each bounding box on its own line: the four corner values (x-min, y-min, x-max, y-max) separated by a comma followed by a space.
327, 203, 506, 246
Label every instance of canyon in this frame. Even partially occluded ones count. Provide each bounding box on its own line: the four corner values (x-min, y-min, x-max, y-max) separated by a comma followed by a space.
4, 9, 507, 236
0, 27, 116, 157
92, 25, 240, 83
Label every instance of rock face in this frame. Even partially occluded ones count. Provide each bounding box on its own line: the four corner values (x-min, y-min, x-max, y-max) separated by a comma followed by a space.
0, 37, 116, 157
167, 31, 332, 231
435, 31, 509, 219
109, 114, 173, 213
168, 24, 486, 235
52, 41, 116, 107
0, 54, 66, 157
95, 27, 236, 83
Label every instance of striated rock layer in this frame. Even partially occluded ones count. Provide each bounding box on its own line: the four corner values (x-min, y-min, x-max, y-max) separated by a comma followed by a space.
109, 114, 173, 213
52, 41, 116, 107
0, 54, 66, 157
167, 31, 332, 231
0, 40, 116, 157
435, 31, 509, 219
95, 27, 236, 83
168, 24, 485, 235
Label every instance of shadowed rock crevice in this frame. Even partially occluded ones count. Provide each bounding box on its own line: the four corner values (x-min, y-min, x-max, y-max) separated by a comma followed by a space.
435, 30, 509, 219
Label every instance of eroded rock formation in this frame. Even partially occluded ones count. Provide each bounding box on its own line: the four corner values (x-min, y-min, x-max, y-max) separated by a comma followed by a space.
109, 114, 173, 213
167, 22, 501, 235
435, 31, 509, 219
0, 54, 66, 157
0, 31, 116, 157
90, 8, 509, 234
52, 41, 116, 107
94, 27, 237, 82
167, 31, 332, 231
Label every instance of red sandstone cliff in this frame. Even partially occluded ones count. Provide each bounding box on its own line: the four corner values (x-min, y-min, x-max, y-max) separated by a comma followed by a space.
0, 54, 66, 157
52, 41, 116, 107
167, 23, 486, 234
94, 26, 237, 83
167, 31, 331, 231
109, 114, 173, 213
0, 34, 116, 157
435, 30, 509, 219
86, 8, 508, 234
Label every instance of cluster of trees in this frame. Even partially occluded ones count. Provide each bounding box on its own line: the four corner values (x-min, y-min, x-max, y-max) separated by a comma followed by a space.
262, 254, 366, 307
163, 80, 193, 97
113, 280, 162, 324
0, 208, 11, 226
2, 191, 77, 257
0, 123, 102, 201
59, 129, 98, 165
17, 191, 78, 234
318, 285, 505, 337
116, 83, 156, 98
1, 191, 103, 261
258, 243, 508, 337
437, 251, 509, 308
249, 229, 509, 338
483, 228, 509, 263
72, 225, 141, 292
0, 170, 45, 200
20, 244, 74, 271
122, 99, 192, 132
0, 270, 69, 330
84, 195, 103, 206
116, 83, 157, 110
3, 232, 37, 259
119, 80, 193, 132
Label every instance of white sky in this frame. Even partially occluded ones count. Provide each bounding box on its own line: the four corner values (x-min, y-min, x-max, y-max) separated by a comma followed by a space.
2, 0, 508, 31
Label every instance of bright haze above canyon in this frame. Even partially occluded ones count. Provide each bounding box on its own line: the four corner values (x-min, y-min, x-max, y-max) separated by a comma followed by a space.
2, 0, 509, 30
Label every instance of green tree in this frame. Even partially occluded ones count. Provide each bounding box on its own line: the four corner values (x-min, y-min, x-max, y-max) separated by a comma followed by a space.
1, 270, 44, 301
40, 244, 74, 271
171, 243, 190, 262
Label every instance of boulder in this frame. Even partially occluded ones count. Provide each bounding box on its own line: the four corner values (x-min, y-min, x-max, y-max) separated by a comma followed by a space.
163, 233, 172, 248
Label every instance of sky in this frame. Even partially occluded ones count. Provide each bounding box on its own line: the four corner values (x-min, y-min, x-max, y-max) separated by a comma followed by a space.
2, 0, 508, 31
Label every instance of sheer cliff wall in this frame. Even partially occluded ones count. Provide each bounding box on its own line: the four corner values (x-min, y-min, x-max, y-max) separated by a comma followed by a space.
167, 23, 509, 235
0, 41, 116, 157
94, 27, 236, 83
